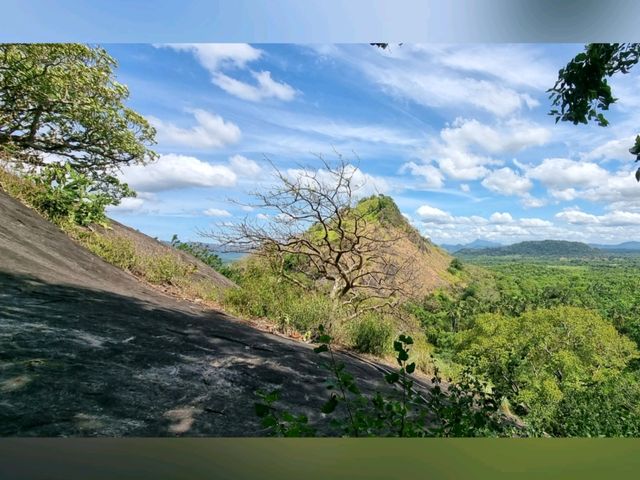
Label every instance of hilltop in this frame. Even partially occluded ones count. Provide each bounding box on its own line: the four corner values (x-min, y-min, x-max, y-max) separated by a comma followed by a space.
457, 239, 601, 258
304, 194, 455, 299
440, 239, 502, 253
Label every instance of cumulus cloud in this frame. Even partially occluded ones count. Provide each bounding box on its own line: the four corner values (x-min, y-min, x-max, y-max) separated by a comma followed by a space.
416, 204, 454, 223
481, 167, 532, 196
556, 208, 640, 226
525, 158, 609, 189
441, 118, 551, 155
120, 154, 237, 192
400, 162, 444, 188
489, 212, 514, 224
149, 109, 241, 149
161, 43, 296, 102
229, 155, 262, 178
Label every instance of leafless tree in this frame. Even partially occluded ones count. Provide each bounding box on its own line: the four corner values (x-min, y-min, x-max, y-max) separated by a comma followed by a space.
202, 156, 418, 318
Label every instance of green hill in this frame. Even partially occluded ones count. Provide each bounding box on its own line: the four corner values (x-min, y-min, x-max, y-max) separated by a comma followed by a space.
458, 240, 601, 258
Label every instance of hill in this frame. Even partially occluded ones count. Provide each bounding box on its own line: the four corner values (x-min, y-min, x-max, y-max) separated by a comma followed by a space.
591, 241, 640, 251
313, 194, 455, 298
0, 189, 428, 436
457, 240, 601, 258
441, 239, 502, 253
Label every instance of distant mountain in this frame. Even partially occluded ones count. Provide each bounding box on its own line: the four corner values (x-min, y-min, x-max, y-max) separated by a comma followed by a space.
590, 241, 640, 251
440, 239, 502, 253
457, 240, 601, 257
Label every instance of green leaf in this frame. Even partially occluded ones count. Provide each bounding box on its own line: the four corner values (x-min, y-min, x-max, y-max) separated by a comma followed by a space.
255, 403, 270, 418
321, 394, 339, 414
313, 344, 329, 354
385, 372, 400, 384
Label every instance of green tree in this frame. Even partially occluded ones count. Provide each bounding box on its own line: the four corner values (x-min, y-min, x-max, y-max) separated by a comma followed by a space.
457, 306, 638, 429
549, 43, 640, 179
0, 43, 157, 198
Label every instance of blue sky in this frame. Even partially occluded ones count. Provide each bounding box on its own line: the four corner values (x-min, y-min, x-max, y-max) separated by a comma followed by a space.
105, 43, 640, 245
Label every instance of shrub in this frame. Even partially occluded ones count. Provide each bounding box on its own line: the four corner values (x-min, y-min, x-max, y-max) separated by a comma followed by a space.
80, 232, 138, 271
144, 254, 196, 285
348, 314, 393, 355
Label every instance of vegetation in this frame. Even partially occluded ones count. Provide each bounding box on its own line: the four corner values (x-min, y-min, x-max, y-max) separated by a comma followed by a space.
206, 158, 420, 319
550, 43, 640, 179
0, 43, 156, 198
256, 330, 508, 437
457, 240, 600, 258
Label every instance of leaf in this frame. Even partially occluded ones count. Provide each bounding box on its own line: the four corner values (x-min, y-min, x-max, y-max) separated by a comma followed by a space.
406, 362, 416, 374
321, 394, 339, 414
255, 402, 270, 418
313, 344, 329, 354
385, 372, 400, 384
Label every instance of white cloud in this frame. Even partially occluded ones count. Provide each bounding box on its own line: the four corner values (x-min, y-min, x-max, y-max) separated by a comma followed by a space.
489, 212, 514, 224
203, 208, 232, 217
520, 218, 553, 227
526, 158, 609, 189
481, 167, 532, 196
400, 162, 444, 188
416, 205, 453, 224
107, 197, 145, 213
460, 184, 470, 193
212, 71, 297, 102
556, 207, 640, 226
285, 164, 391, 198
161, 43, 296, 102
229, 155, 262, 178
521, 195, 547, 208
441, 118, 551, 155
149, 109, 241, 149
120, 154, 237, 192
161, 43, 262, 70
582, 136, 636, 163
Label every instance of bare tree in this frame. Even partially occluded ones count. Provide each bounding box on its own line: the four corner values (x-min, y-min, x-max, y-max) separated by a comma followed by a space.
203, 156, 418, 318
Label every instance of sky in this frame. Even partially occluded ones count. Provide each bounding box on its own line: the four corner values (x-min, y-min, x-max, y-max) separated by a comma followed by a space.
104, 43, 640, 246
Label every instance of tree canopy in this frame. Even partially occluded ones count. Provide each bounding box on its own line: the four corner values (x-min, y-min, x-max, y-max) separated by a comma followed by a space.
549, 43, 640, 180
0, 44, 157, 177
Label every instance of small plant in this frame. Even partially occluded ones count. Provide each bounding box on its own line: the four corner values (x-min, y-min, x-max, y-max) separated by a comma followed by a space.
254, 330, 508, 437
447, 258, 464, 274
27, 163, 129, 227
254, 390, 316, 437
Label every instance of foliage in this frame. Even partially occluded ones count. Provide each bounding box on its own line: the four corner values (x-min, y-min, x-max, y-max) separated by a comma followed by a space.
458, 240, 600, 258
223, 260, 333, 337
255, 330, 508, 437
0, 162, 130, 227
170, 234, 233, 278
447, 257, 464, 274
549, 373, 640, 437
550, 43, 640, 179
347, 313, 394, 356
0, 43, 157, 185
456, 306, 638, 429
206, 159, 418, 317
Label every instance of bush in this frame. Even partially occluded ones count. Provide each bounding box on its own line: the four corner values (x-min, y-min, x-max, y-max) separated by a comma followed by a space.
348, 314, 393, 355
223, 262, 333, 336
144, 254, 196, 285
80, 232, 138, 271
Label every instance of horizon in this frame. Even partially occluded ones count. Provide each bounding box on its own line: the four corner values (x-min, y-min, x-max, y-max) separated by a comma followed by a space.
102, 43, 640, 245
